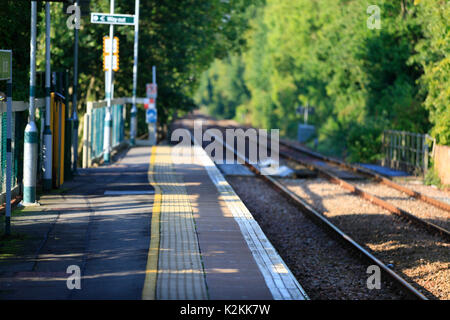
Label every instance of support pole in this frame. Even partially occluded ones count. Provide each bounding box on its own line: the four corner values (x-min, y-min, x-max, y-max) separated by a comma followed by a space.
43, 2, 52, 191
130, 0, 140, 146
5, 51, 13, 235
72, 0, 79, 173
103, 0, 114, 164
148, 66, 157, 145
23, 1, 38, 205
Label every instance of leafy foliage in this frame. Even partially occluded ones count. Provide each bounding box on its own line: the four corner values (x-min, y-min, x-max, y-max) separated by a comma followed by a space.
412, 0, 450, 145
196, 0, 449, 162
3, 0, 255, 130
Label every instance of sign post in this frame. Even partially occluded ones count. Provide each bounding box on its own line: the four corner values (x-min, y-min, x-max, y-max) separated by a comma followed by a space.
146, 66, 157, 145
43, 2, 52, 191
91, 3, 136, 163
130, 0, 140, 146
0, 50, 12, 235
72, 0, 80, 175
296, 103, 315, 125
103, 36, 119, 72
91, 13, 135, 25
23, 1, 39, 205
296, 103, 316, 143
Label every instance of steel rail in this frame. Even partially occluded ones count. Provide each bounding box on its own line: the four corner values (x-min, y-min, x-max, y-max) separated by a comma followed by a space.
279, 140, 450, 212
187, 117, 450, 239
279, 146, 450, 241
206, 118, 450, 212
191, 128, 428, 301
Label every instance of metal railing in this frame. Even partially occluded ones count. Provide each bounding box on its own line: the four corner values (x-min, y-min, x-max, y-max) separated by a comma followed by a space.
0, 99, 45, 204
82, 98, 128, 168
381, 130, 435, 175
1, 96, 144, 207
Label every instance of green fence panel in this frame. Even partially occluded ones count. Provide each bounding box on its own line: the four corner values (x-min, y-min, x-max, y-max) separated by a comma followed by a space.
1, 110, 23, 202
1, 112, 6, 194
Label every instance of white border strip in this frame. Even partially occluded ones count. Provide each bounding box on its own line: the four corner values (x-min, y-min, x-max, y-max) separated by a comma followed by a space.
104, 190, 154, 195
191, 137, 309, 300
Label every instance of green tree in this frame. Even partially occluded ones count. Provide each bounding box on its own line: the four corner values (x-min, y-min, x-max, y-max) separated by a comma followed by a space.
412, 0, 450, 145
196, 0, 448, 163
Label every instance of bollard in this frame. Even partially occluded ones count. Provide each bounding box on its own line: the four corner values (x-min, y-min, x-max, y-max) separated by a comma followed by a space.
130, 104, 137, 145
82, 113, 90, 168
103, 108, 112, 163
72, 113, 79, 170
23, 122, 38, 204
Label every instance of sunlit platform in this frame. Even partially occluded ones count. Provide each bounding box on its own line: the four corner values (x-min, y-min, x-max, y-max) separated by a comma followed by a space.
143, 143, 308, 300
0, 142, 307, 300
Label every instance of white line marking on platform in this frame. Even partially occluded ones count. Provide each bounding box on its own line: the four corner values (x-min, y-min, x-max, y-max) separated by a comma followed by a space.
190, 134, 309, 300
104, 190, 155, 195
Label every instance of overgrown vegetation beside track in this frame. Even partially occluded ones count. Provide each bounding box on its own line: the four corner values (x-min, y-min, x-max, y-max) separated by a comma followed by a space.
195, 0, 450, 163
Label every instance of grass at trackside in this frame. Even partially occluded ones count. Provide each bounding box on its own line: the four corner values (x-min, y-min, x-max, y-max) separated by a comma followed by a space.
0, 182, 79, 261
0, 232, 28, 260
0, 200, 56, 260
0, 206, 42, 260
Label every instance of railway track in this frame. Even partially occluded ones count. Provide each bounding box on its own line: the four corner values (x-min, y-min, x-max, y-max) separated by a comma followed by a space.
186, 115, 450, 241
174, 116, 434, 300
277, 142, 450, 241
280, 140, 450, 211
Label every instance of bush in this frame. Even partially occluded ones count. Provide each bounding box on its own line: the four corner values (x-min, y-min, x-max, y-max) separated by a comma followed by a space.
424, 166, 442, 187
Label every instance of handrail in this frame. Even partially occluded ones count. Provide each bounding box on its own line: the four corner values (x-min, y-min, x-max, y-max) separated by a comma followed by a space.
0, 98, 45, 113
86, 97, 147, 109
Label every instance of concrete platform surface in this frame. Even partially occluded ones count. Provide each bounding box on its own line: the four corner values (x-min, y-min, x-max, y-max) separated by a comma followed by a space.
0, 143, 308, 300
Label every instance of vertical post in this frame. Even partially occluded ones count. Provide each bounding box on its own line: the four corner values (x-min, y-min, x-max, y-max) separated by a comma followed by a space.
103, 0, 114, 164
87, 102, 93, 167
130, 0, 140, 146
23, 1, 38, 205
83, 102, 92, 168
304, 103, 308, 125
148, 66, 157, 145
43, 2, 52, 191
82, 113, 89, 168
72, 0, 79, 173
415, 133, 420, 170
423, 135, 429, 176
5, 51, 13, 235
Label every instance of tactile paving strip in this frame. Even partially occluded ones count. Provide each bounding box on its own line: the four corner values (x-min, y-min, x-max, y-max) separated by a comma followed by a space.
152, 146, 208, 300
190, 141, 309, 300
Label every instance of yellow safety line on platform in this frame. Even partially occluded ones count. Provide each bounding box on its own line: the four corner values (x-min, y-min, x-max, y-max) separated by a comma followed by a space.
142, 146, 161, 300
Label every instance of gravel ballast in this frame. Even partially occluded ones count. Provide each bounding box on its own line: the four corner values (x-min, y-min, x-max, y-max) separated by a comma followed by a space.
226, 176, 406, 300
354, 181, 450, 231
280, 178, 449, 300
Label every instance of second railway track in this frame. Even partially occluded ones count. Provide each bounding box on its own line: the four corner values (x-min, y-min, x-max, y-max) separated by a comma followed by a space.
277, 142, 450, 240
173, 114, 449, 300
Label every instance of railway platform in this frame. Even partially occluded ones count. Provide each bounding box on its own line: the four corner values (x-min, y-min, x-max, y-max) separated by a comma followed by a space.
0, 142, 308, 300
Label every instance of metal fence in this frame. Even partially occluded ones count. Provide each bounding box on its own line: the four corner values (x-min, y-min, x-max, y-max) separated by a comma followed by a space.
0, 99, 45, 204
381, 129, 435, 175
2, 96, 141, 207
82, 98, 127, 168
